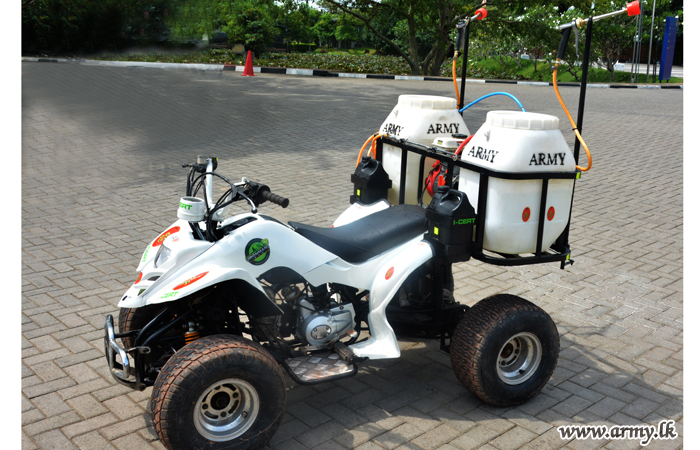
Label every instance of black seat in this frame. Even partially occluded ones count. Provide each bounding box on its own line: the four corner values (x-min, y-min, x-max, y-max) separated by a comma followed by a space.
289, 204, 427, 263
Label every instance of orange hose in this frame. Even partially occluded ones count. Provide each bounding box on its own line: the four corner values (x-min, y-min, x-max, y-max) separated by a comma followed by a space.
367, 135, 380, 158
356, 133, 379, 167
452, 58, 460, 105
553, 65, 592, 172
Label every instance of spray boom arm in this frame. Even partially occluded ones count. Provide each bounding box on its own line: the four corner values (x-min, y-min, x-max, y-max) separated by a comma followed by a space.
557, 1, 641, 31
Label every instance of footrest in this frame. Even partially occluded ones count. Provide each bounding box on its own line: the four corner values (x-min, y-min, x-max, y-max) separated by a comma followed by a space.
283, 352, 357, 385
334, 342, 368, 364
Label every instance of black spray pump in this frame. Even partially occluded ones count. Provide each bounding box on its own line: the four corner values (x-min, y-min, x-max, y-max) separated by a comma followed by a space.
350, 156, 392, 205
424, 186, 477, 263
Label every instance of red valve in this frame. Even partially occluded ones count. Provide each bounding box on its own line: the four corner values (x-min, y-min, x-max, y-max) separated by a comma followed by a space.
475, 7, 488, 19
627, 1, 641, 16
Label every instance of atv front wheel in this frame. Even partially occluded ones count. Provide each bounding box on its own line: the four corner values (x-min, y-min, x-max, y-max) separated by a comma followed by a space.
450, 294, 559, 407
150, 334, 287, 450
118, 305, 163, 348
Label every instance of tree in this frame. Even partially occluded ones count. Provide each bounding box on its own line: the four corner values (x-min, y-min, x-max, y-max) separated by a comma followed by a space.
318, 0, 467, 76
167, 0, 277, 55
22, 0, 129, 54
312, 13, 339, 47
274, 2, 322, 44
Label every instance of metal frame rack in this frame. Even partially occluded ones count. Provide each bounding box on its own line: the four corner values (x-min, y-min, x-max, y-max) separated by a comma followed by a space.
374, 136, 580, 268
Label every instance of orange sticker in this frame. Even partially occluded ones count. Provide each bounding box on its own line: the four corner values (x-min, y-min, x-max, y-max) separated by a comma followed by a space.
173, 271, 209, 290
135, 272, 143, 284
547, 207, 555, 221
153, 226, 180, 247
522, 207, 531, 222
385, 267, 394, 280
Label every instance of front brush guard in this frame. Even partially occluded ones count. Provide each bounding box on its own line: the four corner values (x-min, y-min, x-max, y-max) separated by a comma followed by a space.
104, 314, 142, 389
104, 308, 192, 391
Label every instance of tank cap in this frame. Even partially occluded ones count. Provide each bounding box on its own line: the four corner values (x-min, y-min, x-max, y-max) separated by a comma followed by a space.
486, 111, 560, 130
398, 95, 457, 110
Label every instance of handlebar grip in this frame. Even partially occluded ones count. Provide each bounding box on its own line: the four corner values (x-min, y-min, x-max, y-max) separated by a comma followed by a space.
557, 27, 572, 61
262, 191, 290, 208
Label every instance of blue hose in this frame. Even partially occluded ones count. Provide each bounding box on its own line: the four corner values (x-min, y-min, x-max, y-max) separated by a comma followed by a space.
459, 92, 526, 113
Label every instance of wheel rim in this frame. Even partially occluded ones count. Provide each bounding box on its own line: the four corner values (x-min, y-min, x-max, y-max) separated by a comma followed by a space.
496, 332, 542, 385
193, 378, 260, 442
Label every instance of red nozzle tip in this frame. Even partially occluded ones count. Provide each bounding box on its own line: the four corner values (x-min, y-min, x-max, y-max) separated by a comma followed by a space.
627, 1, 641, 16
476, 7, 488, 19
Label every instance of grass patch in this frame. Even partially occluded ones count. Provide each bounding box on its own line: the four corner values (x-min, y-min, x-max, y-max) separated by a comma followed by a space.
459, 57, 682, 83
78, 48, 681, 83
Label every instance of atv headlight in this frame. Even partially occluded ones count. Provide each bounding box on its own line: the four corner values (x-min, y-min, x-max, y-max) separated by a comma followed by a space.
154, 245, 172, 269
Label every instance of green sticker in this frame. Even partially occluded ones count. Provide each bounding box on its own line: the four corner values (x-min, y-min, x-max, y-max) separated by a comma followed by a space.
245, 238, 271, 265
160, 291, 178, 300
141, 247, 149, 263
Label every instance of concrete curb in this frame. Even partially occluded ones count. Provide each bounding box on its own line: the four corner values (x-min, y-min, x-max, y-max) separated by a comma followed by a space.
22, 57, 684, 89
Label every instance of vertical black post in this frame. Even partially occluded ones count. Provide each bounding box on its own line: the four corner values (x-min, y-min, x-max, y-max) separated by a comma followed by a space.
535, 179, 549, 257
459, 21, 471, 110
555, 18, 593, 264
418, 155, 427, 205
473, 172, 489, 255
399, 148, 407, 205
573, 18, 593, 163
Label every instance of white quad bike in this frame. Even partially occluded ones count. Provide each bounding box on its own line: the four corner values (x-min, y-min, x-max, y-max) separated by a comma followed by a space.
104, 155, 562, 450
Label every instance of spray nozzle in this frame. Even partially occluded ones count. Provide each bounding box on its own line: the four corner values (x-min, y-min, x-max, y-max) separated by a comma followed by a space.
626, 1, 641, 16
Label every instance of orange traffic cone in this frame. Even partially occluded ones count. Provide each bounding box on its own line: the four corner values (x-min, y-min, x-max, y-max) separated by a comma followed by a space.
242, 51, 254, 76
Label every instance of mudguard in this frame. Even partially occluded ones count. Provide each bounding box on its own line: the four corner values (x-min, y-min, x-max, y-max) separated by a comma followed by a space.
348, 238, 434, 359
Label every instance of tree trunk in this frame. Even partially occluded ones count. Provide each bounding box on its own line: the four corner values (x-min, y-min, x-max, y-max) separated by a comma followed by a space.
323, 0, 422, 75
427, 1, 451, 77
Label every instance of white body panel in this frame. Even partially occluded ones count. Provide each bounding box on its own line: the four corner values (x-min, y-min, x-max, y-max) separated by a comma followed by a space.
332, 200, 390, 227
118, 209, 433, 360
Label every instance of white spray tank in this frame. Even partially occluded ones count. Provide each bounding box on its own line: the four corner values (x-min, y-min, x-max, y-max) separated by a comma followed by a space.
458, 111, 576, 255
379, 95, 469, 205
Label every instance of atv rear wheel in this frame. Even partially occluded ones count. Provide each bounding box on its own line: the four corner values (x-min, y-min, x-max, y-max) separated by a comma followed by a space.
450, 294, 559, 407
150, 334, 287, 450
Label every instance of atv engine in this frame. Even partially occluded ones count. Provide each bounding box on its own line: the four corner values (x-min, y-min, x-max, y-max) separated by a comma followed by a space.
296, 297, 355, 347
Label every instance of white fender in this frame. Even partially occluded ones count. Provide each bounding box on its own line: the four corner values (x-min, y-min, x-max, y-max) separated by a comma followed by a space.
120, 215, 338, 308
349, 239, 434, 359
332, 200, 390, 227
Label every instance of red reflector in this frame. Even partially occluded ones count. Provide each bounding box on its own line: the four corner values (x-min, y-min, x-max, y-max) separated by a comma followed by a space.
173, 272, 209, 291
522, 207, 531, 222
135, 272, 143, 284
153, 226, 180, 247
547, 207, 555, 221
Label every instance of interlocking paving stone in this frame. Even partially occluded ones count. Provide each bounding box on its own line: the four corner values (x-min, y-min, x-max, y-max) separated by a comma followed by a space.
22, 62, 683, 450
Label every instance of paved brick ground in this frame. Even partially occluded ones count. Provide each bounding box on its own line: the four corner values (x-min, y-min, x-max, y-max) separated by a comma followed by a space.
21, 63, 683, 450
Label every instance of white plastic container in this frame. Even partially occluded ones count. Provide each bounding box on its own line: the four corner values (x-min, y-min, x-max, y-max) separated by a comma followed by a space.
458, 111, 575, 255
379, 95, 469, 205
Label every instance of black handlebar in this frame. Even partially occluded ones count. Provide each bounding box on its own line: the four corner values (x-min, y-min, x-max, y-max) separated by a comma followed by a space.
259, 189, 289, 208
182, 163, 208, 173
557, 27, 572, 60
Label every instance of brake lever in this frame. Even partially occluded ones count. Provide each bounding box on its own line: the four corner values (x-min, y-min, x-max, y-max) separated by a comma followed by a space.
237, 188, 257, 214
